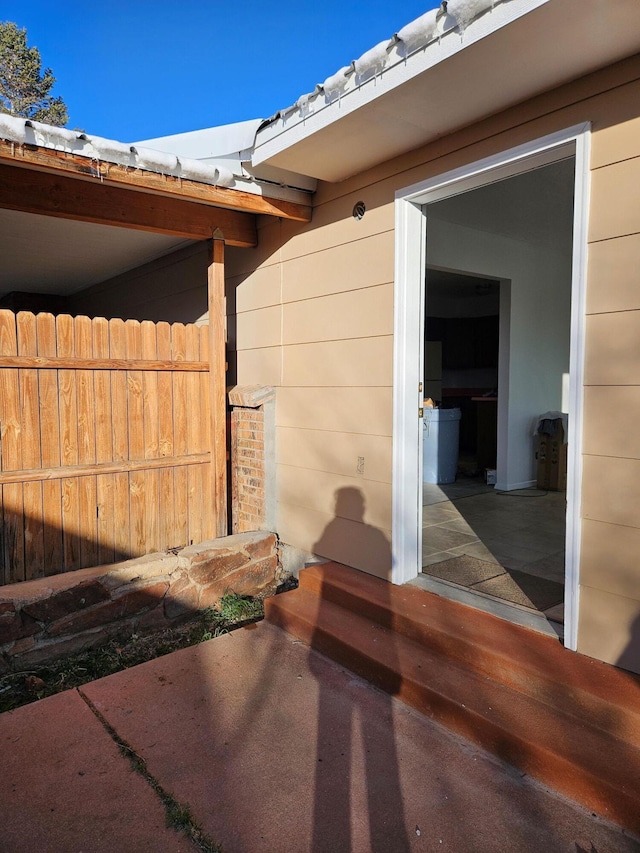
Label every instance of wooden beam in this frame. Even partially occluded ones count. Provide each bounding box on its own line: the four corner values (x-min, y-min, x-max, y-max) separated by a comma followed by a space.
0, 162, 257, 247
0, 140, 313, 222
0, 356, 208, 371
208, 234, 228, 538
0, 454, 210, 485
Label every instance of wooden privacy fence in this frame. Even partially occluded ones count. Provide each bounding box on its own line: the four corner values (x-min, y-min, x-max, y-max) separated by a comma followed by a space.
0, 309, 216, 586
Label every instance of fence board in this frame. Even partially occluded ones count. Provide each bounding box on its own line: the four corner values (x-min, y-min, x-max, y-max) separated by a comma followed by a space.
0, 310, 219, 584
37, 313, 63, 576
57, 315, 78, 468
61, 476, 81, 570
172, 323, 189, 549
141, 321, 159, 552
17, 312, 44, 579
3, 484, 24, 584
109, 318, 128, 463
93, 317, 114, 564
186, 325, 202, 546
75, 316, 96, 465
0, 310, 21, 473
113, 472, 130, 562
156, 322, 175, 551
96, 473, 115, 566
199, 326, 214, 541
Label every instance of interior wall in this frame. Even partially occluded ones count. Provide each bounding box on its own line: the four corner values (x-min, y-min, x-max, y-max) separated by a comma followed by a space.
426, 217, 572, 489
69, 242, 209, 324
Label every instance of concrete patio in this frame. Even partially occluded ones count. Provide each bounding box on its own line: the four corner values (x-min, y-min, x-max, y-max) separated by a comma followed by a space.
1, 619, 639, 853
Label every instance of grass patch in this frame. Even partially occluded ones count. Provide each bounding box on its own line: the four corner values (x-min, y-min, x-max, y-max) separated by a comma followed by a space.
218, 593, 263, 622
0, 592, 268, 714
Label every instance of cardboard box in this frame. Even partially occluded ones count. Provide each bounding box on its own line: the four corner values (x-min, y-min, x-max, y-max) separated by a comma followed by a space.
535, 420, 567, 491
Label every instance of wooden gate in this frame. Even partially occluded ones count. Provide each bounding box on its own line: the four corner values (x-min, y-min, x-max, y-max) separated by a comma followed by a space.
0, 310, 215, 585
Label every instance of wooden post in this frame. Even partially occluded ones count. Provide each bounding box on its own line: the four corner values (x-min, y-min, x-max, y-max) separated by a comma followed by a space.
208, 231, 228, 538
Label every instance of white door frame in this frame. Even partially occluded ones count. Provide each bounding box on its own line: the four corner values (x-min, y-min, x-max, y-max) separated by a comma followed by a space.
391, 123, 591, 651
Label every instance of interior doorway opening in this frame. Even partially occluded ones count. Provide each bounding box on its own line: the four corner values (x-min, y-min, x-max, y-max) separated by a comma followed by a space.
418, 157, 575, 633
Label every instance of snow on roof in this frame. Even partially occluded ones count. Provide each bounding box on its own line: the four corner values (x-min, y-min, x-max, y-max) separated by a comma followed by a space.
0, 112, 235, 188
260, 0, 502, 128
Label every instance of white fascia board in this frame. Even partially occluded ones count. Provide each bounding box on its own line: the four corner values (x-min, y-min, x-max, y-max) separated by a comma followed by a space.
253, 0, 550, 167
252, 0, 640, 182
229, 175, 313, 206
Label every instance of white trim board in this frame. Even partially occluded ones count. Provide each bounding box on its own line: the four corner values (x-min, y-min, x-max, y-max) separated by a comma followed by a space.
391, 123, 590, 652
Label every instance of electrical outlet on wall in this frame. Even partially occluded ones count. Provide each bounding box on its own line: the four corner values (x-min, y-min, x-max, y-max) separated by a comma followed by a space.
357, 456, 365, 475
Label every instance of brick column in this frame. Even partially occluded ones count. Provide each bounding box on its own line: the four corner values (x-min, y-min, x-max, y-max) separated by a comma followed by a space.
228, 385, 276, 534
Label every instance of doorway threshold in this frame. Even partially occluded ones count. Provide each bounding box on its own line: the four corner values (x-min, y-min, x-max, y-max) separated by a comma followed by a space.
410, 573, 564, 641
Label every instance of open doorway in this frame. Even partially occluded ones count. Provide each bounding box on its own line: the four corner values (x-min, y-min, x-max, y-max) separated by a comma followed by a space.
419, 158, 575, 631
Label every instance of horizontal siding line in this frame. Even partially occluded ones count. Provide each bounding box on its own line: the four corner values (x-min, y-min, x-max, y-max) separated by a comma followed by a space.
276, 461, 391, 487
580, 517, 640, 534
276, 385, 392, 390
276, 426, 392, 439
235, 343, 283, 352
588, 229, 640, 244
582, 452, 640, 460
276, 385, 392, 391
586, 308, 640, 316
236, 335, 393, 352
227, 266, 281, 284
85, 276, 208, 303
582, 517, 640, 531
277, 229, 395, 265
577, 581, 640, 604
226, 228, 395, 279
0, 453, 211, 484
233, 281, 393, 315
282, 333, 393, 346
276, 497, 392, 531
277, 425, 392, 438
590, 152, 640, 172
279, 282, 393, 308
583, 383, 640, 388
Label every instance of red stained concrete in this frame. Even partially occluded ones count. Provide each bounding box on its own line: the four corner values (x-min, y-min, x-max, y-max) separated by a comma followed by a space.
0, 689, 188, 853
71, 621, 639, 853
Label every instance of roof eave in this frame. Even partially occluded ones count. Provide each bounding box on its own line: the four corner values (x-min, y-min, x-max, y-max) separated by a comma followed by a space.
252, 0, 640, 182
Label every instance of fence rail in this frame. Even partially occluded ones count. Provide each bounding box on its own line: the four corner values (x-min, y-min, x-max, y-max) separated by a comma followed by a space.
0, 309, 215, 585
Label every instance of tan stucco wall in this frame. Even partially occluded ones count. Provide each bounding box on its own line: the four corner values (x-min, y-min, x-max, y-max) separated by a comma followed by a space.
228, 54, 640, 671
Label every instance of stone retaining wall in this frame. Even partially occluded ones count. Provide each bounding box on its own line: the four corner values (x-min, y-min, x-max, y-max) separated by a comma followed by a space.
0, 532, 279, 672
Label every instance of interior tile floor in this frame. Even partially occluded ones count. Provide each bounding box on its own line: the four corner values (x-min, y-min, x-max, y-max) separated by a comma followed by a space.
422, 476, 566, 624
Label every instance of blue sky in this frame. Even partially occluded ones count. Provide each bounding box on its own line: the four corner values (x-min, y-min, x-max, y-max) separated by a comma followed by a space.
3, 1, 439, 142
